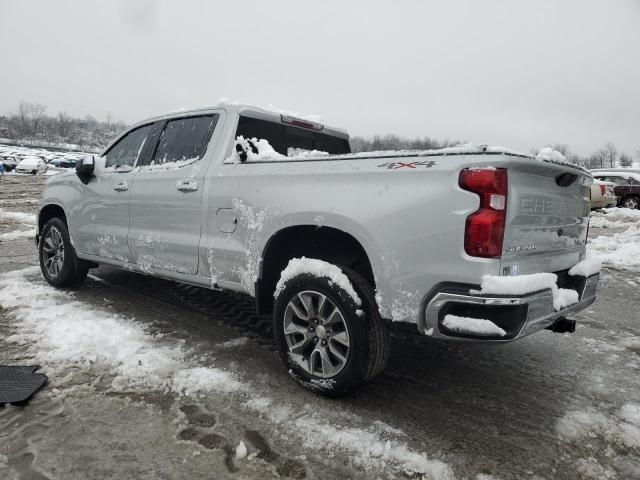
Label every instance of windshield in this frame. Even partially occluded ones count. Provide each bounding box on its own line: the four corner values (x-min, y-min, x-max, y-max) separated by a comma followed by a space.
235, 116, 350, 156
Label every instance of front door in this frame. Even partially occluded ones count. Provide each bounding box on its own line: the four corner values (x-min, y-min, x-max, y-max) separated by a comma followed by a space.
128, 114, 220, 275
73, 123, 154, 264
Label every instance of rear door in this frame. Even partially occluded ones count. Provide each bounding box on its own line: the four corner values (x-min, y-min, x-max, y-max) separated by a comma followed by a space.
73, 123, 154, 263
501, 161, 591, 275
128, 113, 220, 275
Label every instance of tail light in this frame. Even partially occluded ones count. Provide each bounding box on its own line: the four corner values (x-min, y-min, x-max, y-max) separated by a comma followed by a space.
459, 168, 508, 258
599, 184, 606, 195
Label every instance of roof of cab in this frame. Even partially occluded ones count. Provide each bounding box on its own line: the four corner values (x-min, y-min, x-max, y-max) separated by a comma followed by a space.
131, 103, 349, 140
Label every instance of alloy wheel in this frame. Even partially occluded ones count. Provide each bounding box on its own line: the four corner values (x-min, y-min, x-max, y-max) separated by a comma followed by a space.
283, 290, 351, 378
42, 226, 65, 277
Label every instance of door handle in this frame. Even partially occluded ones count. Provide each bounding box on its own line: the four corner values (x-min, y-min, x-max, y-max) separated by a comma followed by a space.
113, 182, 129, 192
176, 179, 198, 192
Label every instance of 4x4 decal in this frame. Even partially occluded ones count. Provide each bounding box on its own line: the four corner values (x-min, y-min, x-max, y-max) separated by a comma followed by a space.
377, 160, 437, 169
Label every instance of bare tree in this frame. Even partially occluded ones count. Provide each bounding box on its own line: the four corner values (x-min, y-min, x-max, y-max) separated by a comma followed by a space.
619, 153, 633, 168
56, 112, 73, 137
602, 141, 618, 168
29, 103, 46, 136
17, 101, 31, 136
551, 143, 570, 156
591, 149, 607, 169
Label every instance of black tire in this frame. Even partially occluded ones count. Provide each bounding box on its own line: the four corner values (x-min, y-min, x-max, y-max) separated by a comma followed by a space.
622, 195, 640, 210
39, 217, 88, 288
273, 264, 390, 397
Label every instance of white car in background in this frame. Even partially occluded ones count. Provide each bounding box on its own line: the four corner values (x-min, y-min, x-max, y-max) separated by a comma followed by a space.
590, 179, 617, 210
15, 156, 48, 175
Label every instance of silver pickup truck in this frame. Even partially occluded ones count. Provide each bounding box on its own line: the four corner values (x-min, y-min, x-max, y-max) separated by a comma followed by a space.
36, 103, 600, 395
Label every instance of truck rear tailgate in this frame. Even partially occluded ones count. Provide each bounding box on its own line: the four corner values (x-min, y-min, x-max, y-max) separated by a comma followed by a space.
501, 160, 591, 275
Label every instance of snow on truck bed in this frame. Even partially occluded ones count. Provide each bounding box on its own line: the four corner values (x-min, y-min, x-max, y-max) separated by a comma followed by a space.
224, 138, 586, 172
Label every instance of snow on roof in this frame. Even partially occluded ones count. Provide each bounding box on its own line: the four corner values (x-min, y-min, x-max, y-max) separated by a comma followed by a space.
218, 97, 324, 124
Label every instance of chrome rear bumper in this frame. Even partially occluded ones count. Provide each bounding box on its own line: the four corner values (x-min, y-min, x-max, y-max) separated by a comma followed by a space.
419, 274, 599, 342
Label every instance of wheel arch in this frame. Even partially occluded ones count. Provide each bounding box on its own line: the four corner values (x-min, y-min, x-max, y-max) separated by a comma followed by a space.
256, 220, 381, 315
38, 203, 68, 235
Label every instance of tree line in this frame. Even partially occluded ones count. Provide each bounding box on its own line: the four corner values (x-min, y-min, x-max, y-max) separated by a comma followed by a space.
545, 142, 637, 169
350, 134, 462, 153
1, 102, 637, 168
0, 101, 126, 149
351, 134, 638, 169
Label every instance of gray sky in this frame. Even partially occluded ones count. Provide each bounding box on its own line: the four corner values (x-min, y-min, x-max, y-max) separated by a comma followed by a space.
1, 0, 638, 156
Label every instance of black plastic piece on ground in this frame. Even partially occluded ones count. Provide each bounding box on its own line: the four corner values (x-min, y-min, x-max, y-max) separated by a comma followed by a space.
0, 366, 47, 405
546, 318, 576, 334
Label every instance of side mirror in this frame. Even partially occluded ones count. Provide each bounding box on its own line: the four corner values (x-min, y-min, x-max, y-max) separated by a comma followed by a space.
76, 156, 95, 178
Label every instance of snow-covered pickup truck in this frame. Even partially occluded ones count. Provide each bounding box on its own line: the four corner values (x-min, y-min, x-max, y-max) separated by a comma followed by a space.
36, 103, 600, 395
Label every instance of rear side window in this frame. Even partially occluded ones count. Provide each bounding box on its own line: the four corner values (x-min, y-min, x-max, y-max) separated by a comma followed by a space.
606, 175, 627, 186
151, 115, 218, 165
104, 124, 153, 168
235, 116, 351, 156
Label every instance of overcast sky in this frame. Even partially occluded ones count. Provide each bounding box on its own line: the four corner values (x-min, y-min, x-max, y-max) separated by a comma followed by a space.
1, 0, 638, 156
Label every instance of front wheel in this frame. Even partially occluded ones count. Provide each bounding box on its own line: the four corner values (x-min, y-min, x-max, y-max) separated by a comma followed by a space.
622, 196, 640, 210
273, 261, 390, 396
39, 218, 88, 287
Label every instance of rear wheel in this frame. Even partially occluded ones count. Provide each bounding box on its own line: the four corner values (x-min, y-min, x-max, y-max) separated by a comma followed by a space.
622, 196, 640, 210
273, 263, 389, 396
39, 218, 88, 287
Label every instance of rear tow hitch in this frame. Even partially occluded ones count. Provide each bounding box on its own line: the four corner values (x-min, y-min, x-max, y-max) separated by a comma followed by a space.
546, 317, 576, 334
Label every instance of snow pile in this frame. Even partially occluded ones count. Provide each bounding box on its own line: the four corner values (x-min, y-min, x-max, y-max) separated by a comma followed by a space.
274, 257, 361, 306
0, 267, 243, 395
0, 208, 36, 241
0, 229, 34, 241
588, 224, 640, 270
287, 147, 329, 158
1, 267, 455, 478
536, 147, 566, 163
568, 258, 602, 277
590, 207, 640, 228
535, 147, 588, 171
442, 314, 506, 337
480, 273, 579, 311
557, 403, 640, 449
172, 367, 244, 395
224, 136, 285, 164
0, 210, 36, 224
246, 397, 455, 479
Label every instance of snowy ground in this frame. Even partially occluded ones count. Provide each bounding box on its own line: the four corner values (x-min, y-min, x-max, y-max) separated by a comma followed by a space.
0, 175, 639, 479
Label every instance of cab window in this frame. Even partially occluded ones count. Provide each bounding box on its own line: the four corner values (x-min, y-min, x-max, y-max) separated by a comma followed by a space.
150, 115, 218, 165
104, 124, 153, 168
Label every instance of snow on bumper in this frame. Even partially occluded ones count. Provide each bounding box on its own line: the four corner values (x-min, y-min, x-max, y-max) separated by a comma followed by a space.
419, 265, 600, 342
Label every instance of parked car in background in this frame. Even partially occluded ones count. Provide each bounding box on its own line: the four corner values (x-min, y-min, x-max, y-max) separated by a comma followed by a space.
590, 179, 617, 210
0, 155, 19, 171
15, 156, 48, 175
591, 169, 640, 209
49, 157, 78, 169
